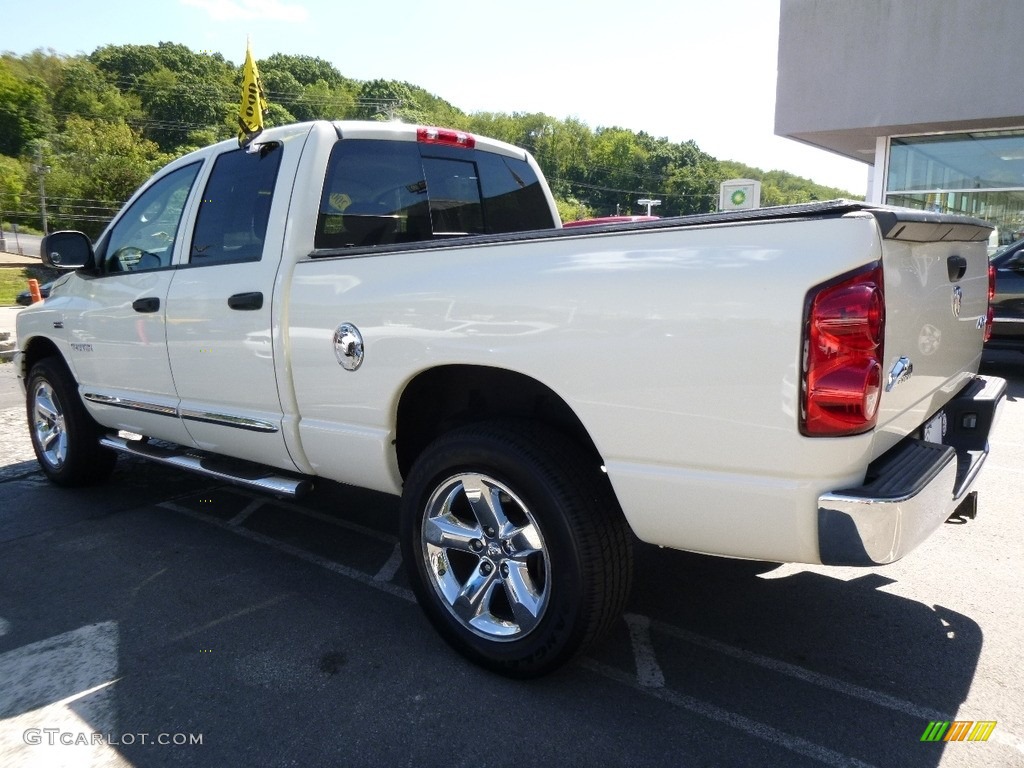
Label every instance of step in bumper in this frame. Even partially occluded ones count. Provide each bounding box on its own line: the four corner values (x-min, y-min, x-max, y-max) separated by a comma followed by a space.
818, 375, 1006, 566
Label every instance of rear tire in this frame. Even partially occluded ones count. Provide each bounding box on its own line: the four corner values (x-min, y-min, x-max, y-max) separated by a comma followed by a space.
26, 357, 116, 486
400, 420, 633, 677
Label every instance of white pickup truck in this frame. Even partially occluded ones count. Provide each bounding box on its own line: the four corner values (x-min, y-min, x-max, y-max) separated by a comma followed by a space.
16, 120, 1005, 676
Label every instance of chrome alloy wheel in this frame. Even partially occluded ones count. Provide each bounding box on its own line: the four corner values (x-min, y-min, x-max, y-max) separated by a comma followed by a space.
421, 472, 550, 641
32, 380, 68, 469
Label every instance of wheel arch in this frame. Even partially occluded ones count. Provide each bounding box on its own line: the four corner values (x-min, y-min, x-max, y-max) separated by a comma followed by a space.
19, 335, 69, 381
395, 365, 604, 481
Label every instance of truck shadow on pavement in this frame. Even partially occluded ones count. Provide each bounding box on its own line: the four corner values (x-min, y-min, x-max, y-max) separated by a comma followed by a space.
0, 457, 993, 767
608, 543, 984, 767
8, 338, 1024, 768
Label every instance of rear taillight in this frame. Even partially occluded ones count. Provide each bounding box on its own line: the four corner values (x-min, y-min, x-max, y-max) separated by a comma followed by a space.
801, 265, 885, 437
416, 127, 476, 149
985, 263, 995, 342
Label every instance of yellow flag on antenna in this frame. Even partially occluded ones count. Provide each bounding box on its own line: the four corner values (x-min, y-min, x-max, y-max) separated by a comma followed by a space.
238, 41, 269, 147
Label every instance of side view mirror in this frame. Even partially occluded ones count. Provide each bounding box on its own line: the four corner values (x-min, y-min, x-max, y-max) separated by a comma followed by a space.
40, 231, 95, 270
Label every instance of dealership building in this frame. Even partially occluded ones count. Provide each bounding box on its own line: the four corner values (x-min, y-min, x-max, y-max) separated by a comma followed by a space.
775, 0, 1024, 245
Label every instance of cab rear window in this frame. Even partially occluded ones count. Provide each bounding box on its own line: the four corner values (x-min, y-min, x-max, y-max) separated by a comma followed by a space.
315, 139, 554, 249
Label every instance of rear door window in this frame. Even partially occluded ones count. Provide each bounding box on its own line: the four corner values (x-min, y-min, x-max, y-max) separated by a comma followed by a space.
316, 140, 428, 249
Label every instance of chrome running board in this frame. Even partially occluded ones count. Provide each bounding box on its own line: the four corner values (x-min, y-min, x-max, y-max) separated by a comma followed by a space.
100, 435, 313, 498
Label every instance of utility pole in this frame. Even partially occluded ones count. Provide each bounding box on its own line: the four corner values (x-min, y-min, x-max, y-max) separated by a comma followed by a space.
34, 142, 50, 235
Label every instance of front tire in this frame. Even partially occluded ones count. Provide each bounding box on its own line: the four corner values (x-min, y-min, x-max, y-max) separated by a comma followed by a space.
26, 357, 116, 486
400, 421, 633, 677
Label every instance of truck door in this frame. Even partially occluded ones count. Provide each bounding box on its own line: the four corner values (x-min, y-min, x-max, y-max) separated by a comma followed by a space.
164, 141, 296, 470
65, 161, 202, 447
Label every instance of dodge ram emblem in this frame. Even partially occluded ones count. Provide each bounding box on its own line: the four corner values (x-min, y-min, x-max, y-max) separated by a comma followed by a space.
951, 286, 963, 318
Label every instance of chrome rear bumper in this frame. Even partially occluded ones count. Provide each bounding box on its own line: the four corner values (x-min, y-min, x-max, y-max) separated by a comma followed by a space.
818, 375, 1006, 566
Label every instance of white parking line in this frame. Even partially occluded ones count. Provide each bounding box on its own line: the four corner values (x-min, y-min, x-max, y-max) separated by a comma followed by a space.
625, 613, 665, 688
374, 543, 403, 583
232, 489, 398, 544
169, 594, 292, 642
643, 614, 1024, 757
581, 659, 879, 768
228, 498, 264, 527
158, 501, 415, 603
649, 615, 946, 721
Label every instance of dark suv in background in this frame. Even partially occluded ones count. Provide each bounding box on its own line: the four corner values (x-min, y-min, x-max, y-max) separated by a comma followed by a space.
988, 237, 1024, 350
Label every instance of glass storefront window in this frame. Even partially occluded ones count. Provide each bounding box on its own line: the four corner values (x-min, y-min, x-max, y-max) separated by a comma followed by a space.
885, 190, 1024, 246
886, 130, 1024, 248
888, 131, 1024, 191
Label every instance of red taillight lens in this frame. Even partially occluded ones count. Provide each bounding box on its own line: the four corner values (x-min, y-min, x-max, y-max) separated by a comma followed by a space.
985, 264, 995, 342
416, 127, 476, 149
801, 265, 885, 436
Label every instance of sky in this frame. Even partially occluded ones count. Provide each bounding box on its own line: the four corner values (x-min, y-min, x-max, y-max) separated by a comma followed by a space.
2, 0, 871, 194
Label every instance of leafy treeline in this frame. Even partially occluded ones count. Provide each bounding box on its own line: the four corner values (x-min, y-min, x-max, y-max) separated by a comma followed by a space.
0, 42, 857, 236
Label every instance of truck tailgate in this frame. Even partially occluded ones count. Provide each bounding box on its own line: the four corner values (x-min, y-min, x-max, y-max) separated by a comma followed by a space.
870, 210, 993, 459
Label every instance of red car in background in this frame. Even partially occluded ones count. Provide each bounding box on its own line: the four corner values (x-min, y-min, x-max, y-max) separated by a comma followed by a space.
562, 215, 659, 228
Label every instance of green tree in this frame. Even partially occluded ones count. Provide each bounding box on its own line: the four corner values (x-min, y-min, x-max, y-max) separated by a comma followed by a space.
662, 139, 721, 215
400, 83, 466, 127
0, 154, 29, 222
53, 59, 134, 123
261, 69, 303, 112
139, 68, 228, 151
2, 49, 66, 92
264, 102, 298, 129
290, 80, 354, 122
90, 43, 164, 88
466, 112, 527, 147
0, 61, 51, 157
46, 116, 169, 234
546, 117, 593, 181
151, 41, 231, 81
586, 127, 652, 214
355, 79, 425, 122
261, 53, 347, 88
554, 196, 595, 224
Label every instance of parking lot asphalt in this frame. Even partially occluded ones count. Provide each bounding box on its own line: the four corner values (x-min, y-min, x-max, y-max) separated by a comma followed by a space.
1, 353, 1023, 767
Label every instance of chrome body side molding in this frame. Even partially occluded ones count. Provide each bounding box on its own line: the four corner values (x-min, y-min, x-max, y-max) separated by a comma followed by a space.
179, 409, 279, 433
84, 392, 279, 433
83, 392, 179, 417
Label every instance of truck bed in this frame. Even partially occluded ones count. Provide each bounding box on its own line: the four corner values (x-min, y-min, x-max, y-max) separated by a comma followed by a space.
309, 200, 993, 260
